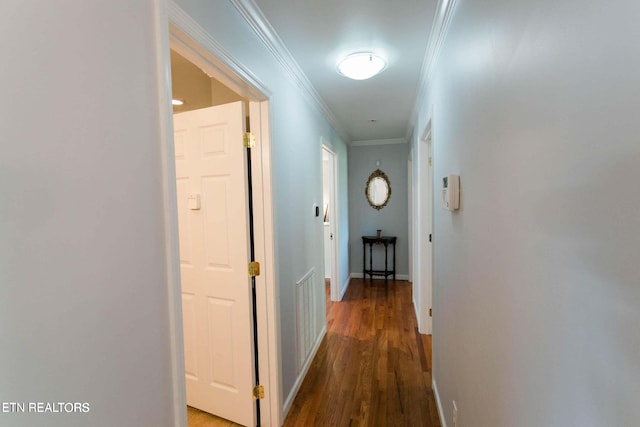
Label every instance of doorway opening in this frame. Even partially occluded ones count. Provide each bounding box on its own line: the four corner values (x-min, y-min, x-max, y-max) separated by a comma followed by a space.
418, 121, 434, 334
321, 143, 340, 302
408, 153, 413, 284
164, 18, 279, 427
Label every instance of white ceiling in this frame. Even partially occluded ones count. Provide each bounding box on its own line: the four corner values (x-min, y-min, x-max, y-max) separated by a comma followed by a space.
252, 0, 437, 143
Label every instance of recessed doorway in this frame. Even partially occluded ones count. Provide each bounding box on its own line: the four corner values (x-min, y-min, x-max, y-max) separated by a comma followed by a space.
321, 144, 339, 302
165, 19, 279, 426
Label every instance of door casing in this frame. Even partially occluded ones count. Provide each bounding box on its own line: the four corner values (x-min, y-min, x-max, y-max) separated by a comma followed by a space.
417, 118, 434, 334
322, 143, 341, 302
156, 6, 281, 426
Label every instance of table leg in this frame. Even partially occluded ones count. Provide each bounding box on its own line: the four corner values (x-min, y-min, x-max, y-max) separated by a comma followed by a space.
384, 242, 388, 283
393, 240, 396, 280
369, 243, 373, 284
362, 241, 365, 282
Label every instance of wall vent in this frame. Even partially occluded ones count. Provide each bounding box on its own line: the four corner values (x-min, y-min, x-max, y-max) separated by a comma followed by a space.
296, 268, 316, 373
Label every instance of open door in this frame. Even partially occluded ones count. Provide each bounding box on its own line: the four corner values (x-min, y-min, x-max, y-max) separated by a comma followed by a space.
173, 101, 256, 426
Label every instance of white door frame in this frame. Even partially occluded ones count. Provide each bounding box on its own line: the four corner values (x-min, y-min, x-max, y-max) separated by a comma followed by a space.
408, 153, 413, 284
416, 119, 434, 335
157, 7, 281, 426
321, 143, 341, 302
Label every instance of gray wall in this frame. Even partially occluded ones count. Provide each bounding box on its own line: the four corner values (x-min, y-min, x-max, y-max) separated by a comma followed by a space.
349, 144, 409, 278
0, 2, 175, 426
413, 0, 640, 425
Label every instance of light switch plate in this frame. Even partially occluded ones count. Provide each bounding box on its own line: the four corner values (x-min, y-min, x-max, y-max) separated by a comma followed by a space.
188, 194, 201, 210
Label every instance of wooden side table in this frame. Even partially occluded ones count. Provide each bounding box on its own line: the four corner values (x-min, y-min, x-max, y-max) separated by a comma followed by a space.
362, 236, 397, 283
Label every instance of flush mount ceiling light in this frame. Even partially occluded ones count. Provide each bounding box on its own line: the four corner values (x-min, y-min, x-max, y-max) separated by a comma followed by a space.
172, 99, 184, 106
337, 52, 387, 80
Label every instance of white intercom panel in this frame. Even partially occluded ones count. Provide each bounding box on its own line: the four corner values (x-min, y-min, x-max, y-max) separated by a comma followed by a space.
442, 174, 460, 211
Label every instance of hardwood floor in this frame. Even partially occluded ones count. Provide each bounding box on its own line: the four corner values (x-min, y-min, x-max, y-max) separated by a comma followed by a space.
283, 278, 441, 426
187, 406, 242, 427
187, 278, 440, 426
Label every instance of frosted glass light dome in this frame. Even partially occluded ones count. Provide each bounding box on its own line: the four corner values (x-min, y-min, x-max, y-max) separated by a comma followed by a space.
337, 52, 387, 80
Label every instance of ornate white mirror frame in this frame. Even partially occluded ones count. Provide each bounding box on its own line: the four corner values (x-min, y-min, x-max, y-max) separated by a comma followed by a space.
365, 169, 391, 210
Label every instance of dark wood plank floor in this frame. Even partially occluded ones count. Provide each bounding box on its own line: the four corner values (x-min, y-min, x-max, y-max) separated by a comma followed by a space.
283, 278, 441, 427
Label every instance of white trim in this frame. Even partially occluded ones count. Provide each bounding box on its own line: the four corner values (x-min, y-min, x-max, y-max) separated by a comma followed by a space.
322, 142, 341, 303
229, 0, 350, 142
417, 119, 434, 335
408, 154, 413, 284
350, 138, 407, 147
432, 378, 447, 427
411, 144, 421, 322
169, 1, 269, 100
297, 267, 316, 285
155, 1, 187, 425
405, 0, 458, 140
250, 101, 281, 426
421, 119, 433, 142
282, 325, 327, 418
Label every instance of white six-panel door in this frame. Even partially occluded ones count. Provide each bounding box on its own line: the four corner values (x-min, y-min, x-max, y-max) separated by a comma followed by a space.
173, 102, 255, 426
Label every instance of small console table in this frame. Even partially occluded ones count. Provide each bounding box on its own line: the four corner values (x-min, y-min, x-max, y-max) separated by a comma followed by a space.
362, 235, 397, 283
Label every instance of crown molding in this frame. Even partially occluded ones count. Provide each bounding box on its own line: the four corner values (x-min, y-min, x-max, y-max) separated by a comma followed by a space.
350, 138, 407, 147
168, 1, 271, 100
405, 0, 458, 141
229, 0, 351, 143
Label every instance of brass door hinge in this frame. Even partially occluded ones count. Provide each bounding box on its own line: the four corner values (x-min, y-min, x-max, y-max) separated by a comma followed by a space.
429, 308, 433, 317
248, 261, 260, 277
243, 132, 256, 148
253, 384, 265, 399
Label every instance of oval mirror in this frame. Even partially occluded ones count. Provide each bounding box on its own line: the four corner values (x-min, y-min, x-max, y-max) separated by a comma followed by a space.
365, 169, 391, 210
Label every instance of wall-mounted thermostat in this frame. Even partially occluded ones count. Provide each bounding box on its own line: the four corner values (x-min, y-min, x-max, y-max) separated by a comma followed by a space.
442, 174, 460, 211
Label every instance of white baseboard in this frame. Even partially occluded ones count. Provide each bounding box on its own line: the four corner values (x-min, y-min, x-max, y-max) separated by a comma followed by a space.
282, 325, 327, 419
350, 272, 410, 281
432, 378, 446, 427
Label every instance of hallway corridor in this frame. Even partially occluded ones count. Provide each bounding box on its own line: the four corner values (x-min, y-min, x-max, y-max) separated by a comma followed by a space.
284, 279, 441, 426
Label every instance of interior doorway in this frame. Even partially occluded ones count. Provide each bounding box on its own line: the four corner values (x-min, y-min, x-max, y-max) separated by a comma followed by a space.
408, 154, 413, 284
321, 144, 340, 302
164, 18, 280, 427
418, 121, 434, 334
